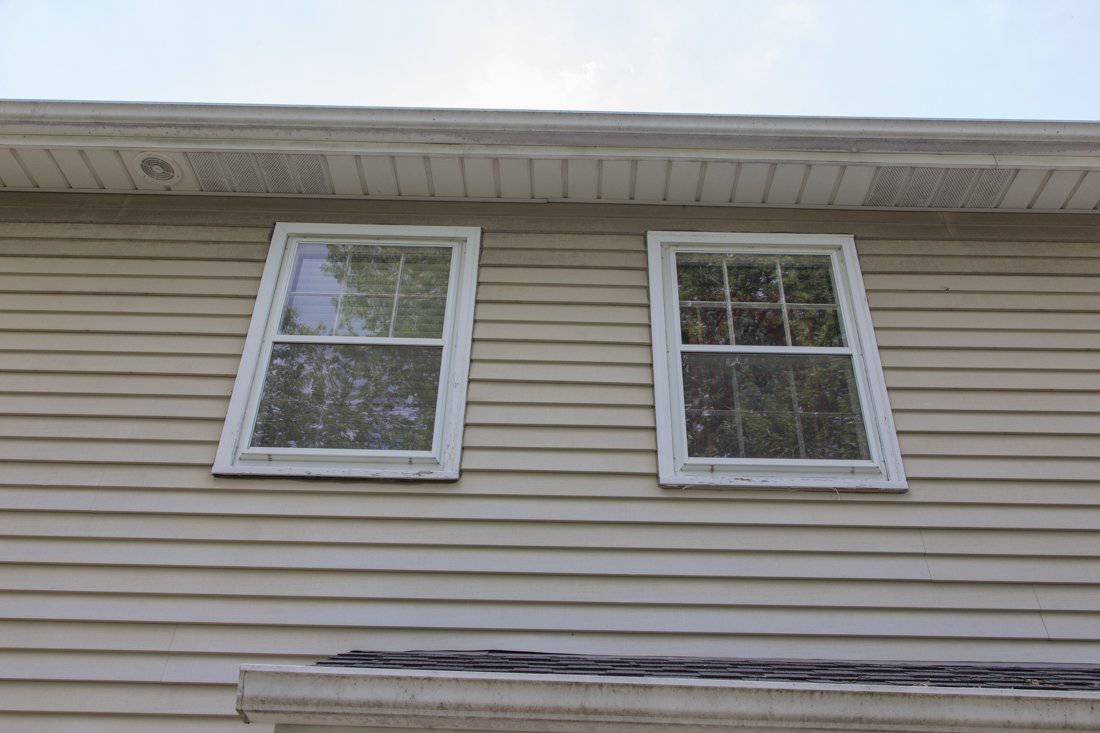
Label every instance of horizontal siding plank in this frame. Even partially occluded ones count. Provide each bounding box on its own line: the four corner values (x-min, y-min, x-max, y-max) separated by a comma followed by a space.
470, 361, 653, 385
3, 514, 1100, 559
466, 404, 654, 427
0, 374, 231, 397
872, 309, 1100, 332
869, 291, 1100, 311
473, 321, 651, 344
0, 352, 240, 377
479, 266, 646, 286
894, 411, 1100, 434
0, 275, 258, 297
856, 240, 1100, 258
0, 592, 1062, 638
0, 516, 928, 553
462, 448, 655, 474
0, 313, 248, 336
0, 293, 256, 316
0, 256, 262, 278
4, 623, 1098, 666
475, 302, 651, 325
904, 456, 1100, 482
2, 490, 1100, 526
468, 381, 653, 406
880, 348, 1100, 370
0, 541, 937, 578
0, 713, 249, 732
0, 221, 269, 242
888, 388, 1100, 412
480, 248, 646, 268
0, 332, 244, 355
472, 341, 651, 364
0, 649, 300, 684
10, 565, 1099, 610
481, 233, 643, 251
901, 433, 1100, 458
477, 283, 648, 305
886, 369, 1100, 391
0, 679, 235, 715
860, 254, 1100, 275
875, 328, 1100, 350
0, 439, 213, 466
0, 417, 219, 442
464, 425, 655, 451
0, 237, 267, 260
0, 395, 227, 420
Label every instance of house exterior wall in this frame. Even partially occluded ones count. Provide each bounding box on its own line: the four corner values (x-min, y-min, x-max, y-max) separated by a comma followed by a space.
0, 191, 1098, 731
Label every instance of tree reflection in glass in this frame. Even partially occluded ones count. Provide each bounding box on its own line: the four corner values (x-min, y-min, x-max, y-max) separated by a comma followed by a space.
682, 354, 869, 460
676, 251, 869, 462
251, 344, 441, 451
278, 243, 450, 338
251, 241, 452, 452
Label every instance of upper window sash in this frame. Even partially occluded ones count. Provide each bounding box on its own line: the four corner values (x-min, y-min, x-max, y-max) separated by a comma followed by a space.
214, 223, 480, 480
647, 232, 907, 491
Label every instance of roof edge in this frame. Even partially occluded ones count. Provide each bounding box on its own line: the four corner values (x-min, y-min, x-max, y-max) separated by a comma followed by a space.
3, 100, 1100, 155
237, 663, 1100, 732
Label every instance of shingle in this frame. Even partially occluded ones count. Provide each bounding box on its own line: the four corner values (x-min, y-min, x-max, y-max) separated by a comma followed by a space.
315, 649, 1100, 692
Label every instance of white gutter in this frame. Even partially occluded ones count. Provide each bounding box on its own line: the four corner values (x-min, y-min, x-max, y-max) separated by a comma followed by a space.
237, 664, 1100, 732
2, 100, 1100, 155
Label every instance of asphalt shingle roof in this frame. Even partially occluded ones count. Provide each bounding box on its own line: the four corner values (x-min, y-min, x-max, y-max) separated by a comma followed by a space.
316, 649, 1100, 692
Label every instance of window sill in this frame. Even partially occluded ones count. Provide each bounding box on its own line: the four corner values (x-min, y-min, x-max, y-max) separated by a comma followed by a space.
658, 473, 908, 493
211, 462, 459, 482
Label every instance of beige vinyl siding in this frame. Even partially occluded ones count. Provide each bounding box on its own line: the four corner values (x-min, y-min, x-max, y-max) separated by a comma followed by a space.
0, 192, 1099, 730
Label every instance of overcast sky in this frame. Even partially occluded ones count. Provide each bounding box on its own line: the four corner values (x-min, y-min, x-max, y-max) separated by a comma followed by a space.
1, 0, 1096, 120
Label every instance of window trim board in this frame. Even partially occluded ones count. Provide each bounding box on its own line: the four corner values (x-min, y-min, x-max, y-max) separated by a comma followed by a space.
213, 222, 481, 480
646, 231, 907, 491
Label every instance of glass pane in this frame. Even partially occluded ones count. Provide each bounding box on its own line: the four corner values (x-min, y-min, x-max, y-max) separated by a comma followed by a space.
279, 243, 453, 338
346, 247, 402, 295
788, 306, 844, 347
681, 353, 869, 460
399, 250, 452, 296
781, 255, 837, 304
335, 295, 394, 337
280, 294, 338, 335
801, 414, 867, 460
680, 305, 729, 345
288, 243, 346, 293
251, 344, 442, 451
394, 297, 447, 338
677, 256, 726, 302
725, 257, 780, 303
731, 307, 786, 346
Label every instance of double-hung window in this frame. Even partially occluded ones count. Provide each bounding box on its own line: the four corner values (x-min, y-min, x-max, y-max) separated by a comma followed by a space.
647, 232, 905, 490
214, 223, 480, 479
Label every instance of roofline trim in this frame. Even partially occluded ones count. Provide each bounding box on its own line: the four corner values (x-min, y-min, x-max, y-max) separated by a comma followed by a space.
3, 100, 1100, 156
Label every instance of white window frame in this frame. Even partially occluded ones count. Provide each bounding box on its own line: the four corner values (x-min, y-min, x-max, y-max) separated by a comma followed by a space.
647, 231, 906, 491
213, 223, 481, 480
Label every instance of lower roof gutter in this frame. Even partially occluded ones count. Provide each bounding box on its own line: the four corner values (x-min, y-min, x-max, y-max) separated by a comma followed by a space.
237, 664, 1100, 732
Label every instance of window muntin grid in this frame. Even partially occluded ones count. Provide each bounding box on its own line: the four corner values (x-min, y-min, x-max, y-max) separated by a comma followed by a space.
244, 240, 457, 455
278, 243, 451, 339
674, 251, 870, 462
677, 253, 845, 348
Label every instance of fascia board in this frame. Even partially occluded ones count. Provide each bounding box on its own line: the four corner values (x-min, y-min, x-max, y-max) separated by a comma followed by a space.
4, 100, 1100, 157
237, 664, 1100, 732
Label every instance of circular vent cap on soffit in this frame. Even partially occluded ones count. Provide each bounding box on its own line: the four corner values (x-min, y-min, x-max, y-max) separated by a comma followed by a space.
136, 153, 183, 186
